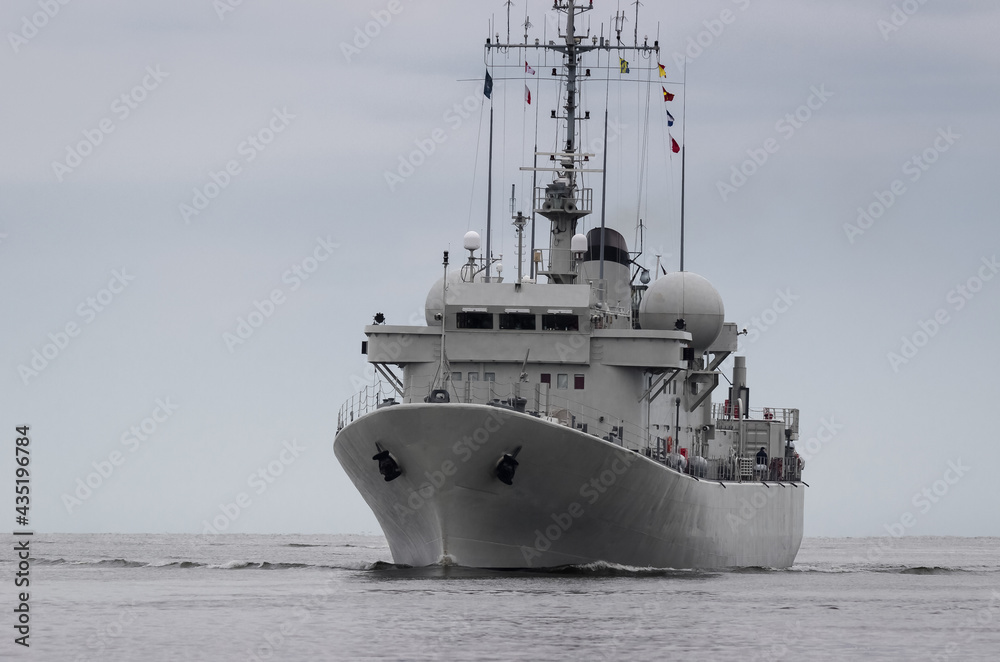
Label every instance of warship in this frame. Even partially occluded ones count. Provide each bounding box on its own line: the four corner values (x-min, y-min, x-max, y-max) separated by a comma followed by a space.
335, 0, 804, 569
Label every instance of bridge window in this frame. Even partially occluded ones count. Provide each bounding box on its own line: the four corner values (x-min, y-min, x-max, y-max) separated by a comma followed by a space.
557, 374, 568, 390
451, 372, 462, 382
540, 373, 551, 385
457, 312, 493, 329
574, 374, 585, 389
484, 372, 496, 382
499, 313, 536, 330
542, 314, 578, 331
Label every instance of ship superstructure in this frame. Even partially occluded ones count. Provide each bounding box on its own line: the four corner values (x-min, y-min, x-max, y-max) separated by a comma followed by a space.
334, 0, 804, 569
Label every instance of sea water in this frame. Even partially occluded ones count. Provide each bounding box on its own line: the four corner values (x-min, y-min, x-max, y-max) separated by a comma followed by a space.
4, 534, 998, 661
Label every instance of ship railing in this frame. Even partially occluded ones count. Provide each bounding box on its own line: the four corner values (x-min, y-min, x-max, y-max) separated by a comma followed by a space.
337, 381, 807, 482
587, 281, 633, 324
336, 381, 397, 433
532, 186, 593, 215
399, 378, 655, 454
682, 455, 804, 483
712, 403, 800, 432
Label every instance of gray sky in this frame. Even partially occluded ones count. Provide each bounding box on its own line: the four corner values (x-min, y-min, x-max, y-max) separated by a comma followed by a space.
2, 0, 998, 539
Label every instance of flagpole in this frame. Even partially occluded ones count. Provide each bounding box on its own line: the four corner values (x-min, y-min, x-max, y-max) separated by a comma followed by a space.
680, 61, 687, 272
599, 44, 612, 299
486, 103, 494, 283
530, 63, 540, 279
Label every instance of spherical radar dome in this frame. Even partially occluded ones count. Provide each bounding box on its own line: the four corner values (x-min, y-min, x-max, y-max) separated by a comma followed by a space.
424, 270, 469, 326
463, 231, 481, 252
638, 271, 725, 350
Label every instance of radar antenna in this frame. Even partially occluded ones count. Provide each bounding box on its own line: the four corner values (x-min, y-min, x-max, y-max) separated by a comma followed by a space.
487, 0, 657, 284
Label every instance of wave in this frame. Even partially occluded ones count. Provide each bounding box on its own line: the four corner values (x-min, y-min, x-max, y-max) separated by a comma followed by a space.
898, 566, 969, 575
24, 557, 998, 575
541, 561, 714, 578
29, 557, 367, 571
213, 560, 316, 570
788, 564, 993, 574
33, 558, 146, 568
357, 559, 713, 579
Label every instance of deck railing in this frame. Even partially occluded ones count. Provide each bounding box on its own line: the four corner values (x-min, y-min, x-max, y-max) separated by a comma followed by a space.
336, 382, 397, 432
639, 451, 804, 483
711, 402, 799, 428
336, 378, 650, 451
337, 381, 806, 483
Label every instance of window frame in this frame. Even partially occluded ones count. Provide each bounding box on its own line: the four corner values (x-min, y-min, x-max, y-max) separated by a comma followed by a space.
456, 312, 494, 329
499, 312, 536, 330
542, 313, 579, 331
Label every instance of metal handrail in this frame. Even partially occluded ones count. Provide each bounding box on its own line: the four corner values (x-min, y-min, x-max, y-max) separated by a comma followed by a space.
336, 381, 805, 482
336, 382, 395, 432
712, 403, 799, 428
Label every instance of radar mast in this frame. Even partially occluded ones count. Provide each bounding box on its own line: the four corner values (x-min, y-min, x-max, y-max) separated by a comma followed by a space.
486, 0, 657, 284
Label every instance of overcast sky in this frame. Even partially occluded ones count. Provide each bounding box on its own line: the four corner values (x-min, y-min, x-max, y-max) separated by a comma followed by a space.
2, 0, 998, 540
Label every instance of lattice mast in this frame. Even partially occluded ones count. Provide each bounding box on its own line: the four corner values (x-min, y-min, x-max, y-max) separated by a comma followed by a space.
486, 0, 657, 284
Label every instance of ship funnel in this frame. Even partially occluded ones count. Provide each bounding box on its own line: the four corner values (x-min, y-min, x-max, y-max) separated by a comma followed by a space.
579, 228, 631, 307
732, 356, 748, 417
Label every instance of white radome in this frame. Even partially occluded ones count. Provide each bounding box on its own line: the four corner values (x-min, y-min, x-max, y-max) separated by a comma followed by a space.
463, 231, 481, 252
638, 271, 725, 349
425, 271, 468, 326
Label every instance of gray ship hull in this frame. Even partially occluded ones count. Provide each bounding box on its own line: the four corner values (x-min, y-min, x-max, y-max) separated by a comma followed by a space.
334, 403, 803, 569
